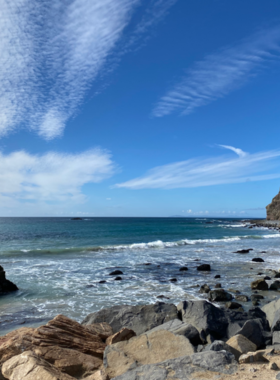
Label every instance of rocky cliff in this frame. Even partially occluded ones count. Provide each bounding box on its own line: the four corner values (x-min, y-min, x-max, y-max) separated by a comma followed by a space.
266, 190, 280, 220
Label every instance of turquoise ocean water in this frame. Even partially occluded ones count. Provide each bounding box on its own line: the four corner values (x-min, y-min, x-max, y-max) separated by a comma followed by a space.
1, 217, 280, 335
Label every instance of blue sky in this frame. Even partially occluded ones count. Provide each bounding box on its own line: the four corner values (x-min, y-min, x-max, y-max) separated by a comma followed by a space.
1, 0, 280, 217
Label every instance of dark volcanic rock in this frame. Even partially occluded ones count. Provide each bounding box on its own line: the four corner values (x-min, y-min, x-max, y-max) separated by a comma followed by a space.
197, 264, 211, 271
235, 319, 265, 348
251, 279, 268, 290
109, 270, 123, 275
82, 302, 178, 335
208, 289, 233, 302
225, 302, 242, 310
252, 258, 265, 262
177, 300, 228, 340
0, 266, 18, 294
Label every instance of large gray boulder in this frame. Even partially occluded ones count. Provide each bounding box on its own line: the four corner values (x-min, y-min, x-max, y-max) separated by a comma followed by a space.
113, 351, 238, 380
177, 300, 228, 340
82, 302, 178, 335
262, 297, 280, 328
145, 319, 202, 346
104, 330, 195, 378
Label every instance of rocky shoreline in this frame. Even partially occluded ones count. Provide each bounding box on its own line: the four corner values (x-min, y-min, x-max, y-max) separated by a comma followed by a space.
2, 299, 280, 379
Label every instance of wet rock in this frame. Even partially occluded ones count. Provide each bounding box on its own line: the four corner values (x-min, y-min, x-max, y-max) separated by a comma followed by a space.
99, 280, 106, 284
214, 275, 221, 279
82, 302, 178, 335
156, 295, 170, 299
252, 258, 265, 262
235, 295, 249, 302
179, 266, 188, 271
114, 276, 122, 281
251, 279, 268, 290
228, 289, 240, 294
264, 276, 271, 280
257, 272, 264, 275
197, 264, 211, 271
177, 300, 228, 340
2, 351, 74, 380
109, 270, 123, 276
112, 351, 238, 380
208, 289, 233, 302
270, 281, 280, 290
234, 249, 253, 254
199, 284, 210, 293
106, 328, 136, 345
169, 278, 177, 282
252, 300, 260, 306
225, 302, 242, 310
0, 266, 18, 294
145, 319, 202, 346
215, 283, 222, 288
275, 273, 280, 278
103, 330, 195, 379
251, 294, 264, 301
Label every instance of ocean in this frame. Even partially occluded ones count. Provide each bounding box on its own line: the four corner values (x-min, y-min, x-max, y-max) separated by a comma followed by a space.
1, 217, 280, 335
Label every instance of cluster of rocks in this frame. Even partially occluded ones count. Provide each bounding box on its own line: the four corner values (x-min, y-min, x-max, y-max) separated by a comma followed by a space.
0, 266, 18, 295
2, 299, 280, 379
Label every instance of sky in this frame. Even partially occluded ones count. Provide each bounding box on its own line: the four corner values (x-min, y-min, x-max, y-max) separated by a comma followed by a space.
1, 0, 280, 217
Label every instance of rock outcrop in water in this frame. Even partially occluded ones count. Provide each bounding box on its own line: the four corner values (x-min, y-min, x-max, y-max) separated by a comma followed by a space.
0, 266, 18, 294
266, 190, 280, 220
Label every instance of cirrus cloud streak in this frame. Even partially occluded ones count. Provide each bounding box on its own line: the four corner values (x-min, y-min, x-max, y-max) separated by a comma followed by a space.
115, 147, 280, 189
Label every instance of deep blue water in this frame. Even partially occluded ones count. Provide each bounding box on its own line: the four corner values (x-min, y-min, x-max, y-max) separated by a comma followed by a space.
1, 217, 280, 335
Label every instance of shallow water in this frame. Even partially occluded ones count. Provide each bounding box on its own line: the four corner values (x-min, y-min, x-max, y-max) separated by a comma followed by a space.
1, 217, 280, 335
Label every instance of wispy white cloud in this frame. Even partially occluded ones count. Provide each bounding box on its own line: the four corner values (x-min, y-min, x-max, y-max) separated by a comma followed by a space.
0, 149, 115, 204
0, 0, 177, 140
219, 145, 247, 158
122, 0, 178, 53
153, 26, 280, 117
115, 147, 280, 189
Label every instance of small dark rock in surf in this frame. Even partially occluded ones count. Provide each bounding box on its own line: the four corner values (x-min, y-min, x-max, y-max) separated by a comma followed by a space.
199, 284, 211, 294
275, 273, 280, 278
169, 278, 177, 282
144, 263, 152, 266
251, 279, 268, 290
228, 289, 240, 294
99, 280, 106, 284
197, 264, 211, 271
157, 295, 170, 299
208, 289, 233, 302
109, 270, 123, 275
0, 266, 18, 294
214, 275, 221, 279
235, 295, 249, 302
234, 249, 253, 254
179, 266, 188, 271
225, 301, 242, 310
71, 217, 83, 220
270, 281, 280, 290
214, 283, 222, 289
252, 258, 265, 263
257, 272, 264, 275
114, 276, 122, 281
252, 300, 260, 306
251, 294, 264, 301
264, 276, 271, 280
